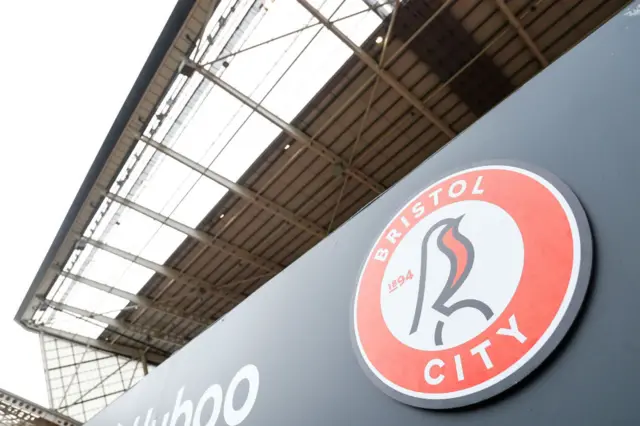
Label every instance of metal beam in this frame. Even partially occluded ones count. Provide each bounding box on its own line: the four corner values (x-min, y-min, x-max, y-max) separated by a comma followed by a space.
56, 342, 91, 411
325, 0, 402, 232
138, 134, 327, 239
495, 0, 548, 67
39, 298, 186, 347
77, 236, 246, 304
58, 271, 210, 327
27, 323, 168, 364
39, 333, 55, 408
202, 3, 393, 67
273, 0, 455, 174
140, 351, 149, 376
181, 59, 386, 194
296, 0, 456, 139
103, 191, 283, 273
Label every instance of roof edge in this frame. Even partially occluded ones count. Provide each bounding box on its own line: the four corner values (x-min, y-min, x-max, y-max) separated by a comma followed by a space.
14, 0, 196, 324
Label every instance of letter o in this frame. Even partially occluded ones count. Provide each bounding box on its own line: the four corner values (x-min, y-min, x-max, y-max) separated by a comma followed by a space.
193, 384, 223, 426
448, 180, 467, 198
223, 364, 259, 426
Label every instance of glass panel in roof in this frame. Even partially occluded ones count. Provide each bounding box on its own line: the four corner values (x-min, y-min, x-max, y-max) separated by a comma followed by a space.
133, 151, 199, 216
169, 176, 228, 228
79, 248, 155, 294
98, 206, 187, 264
196, 105, 254, 168
334, 0, 384, 43
102, 207, 170, 256
262, 2, 382, 121
261, 28, 349, 121
222, 4, 317, 97
44, 308, 105, 339
170, 86, 247, 161
138, 224, 187, 265
62, 281, 130, 319
210, 113, 281, 181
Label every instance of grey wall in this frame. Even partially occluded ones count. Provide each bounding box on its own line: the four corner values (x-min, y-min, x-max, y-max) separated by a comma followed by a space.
87, 3, 640, 425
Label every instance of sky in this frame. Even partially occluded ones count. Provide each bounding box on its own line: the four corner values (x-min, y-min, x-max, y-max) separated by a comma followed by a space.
0, 0, 179, 405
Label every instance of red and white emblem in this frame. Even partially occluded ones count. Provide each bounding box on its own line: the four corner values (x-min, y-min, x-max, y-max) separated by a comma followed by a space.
352, 164, 592, 409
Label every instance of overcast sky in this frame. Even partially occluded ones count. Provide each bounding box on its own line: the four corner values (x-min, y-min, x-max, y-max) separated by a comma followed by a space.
0, 0, 178, 405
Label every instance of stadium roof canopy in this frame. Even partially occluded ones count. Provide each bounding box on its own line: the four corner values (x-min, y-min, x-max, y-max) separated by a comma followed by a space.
16, 0, 631, 366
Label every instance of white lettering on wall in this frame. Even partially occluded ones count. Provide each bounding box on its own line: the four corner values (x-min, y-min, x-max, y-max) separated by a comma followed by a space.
119, 364, 259, 426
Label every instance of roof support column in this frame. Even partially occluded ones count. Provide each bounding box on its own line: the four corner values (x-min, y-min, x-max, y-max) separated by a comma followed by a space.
179, 60, 386, 194
140, 350, 149, 376
296, 0, 456, 139
495, 0, 548, 67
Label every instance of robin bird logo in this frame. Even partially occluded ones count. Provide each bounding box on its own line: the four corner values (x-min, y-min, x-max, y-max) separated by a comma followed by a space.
352, 165, 591, 409
410, 215, 494, 346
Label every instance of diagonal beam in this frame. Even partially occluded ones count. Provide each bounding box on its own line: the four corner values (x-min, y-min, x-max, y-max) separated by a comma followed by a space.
294, 0, 455, 155
495, 0, 548, 67
77, 236, 245, 305
56, 342, 91, 411
58, 271, 210, 327
181, 59, 386, 194
138, 134, 327, 239
38, 298, 186, 347
296, 0, 456, 139
102, 191, 283, 273
202, 3, 393, 67
28, 324, 168, 364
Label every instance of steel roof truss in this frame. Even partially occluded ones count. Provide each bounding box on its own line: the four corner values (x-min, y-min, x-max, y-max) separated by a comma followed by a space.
57, 271, 210, 327
77, 236, 245, 305
103, 191, 283, 272
183, 60, 387, 194
296, 0, 456, 139
138, 134, 328, 239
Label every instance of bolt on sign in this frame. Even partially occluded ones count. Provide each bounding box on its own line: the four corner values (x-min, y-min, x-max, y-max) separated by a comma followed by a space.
352, 164, 592, 409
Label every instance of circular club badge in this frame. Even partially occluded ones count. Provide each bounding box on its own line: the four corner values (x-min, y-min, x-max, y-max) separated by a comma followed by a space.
352, 164, 592, 409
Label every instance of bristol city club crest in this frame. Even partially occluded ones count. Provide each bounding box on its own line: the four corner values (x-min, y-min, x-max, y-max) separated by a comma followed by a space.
352, 164, 592, 409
